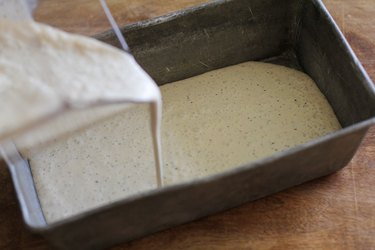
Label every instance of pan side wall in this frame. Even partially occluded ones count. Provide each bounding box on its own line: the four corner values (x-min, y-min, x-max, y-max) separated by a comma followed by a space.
296, 0, 375, 127
43, 126, 368, 250
98, 0, 302, 84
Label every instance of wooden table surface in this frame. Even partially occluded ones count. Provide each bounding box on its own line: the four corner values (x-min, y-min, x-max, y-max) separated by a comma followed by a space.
1, 0, 375, 249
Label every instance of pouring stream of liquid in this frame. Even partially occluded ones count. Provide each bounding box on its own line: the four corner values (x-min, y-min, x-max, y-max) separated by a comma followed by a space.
100, 0, 163, 187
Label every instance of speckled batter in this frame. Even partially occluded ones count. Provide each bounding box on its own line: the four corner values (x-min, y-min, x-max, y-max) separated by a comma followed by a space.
24, 61, 341, 223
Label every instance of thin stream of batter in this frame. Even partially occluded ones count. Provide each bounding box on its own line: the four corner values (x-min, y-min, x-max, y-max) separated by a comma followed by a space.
150, 100, 163, 187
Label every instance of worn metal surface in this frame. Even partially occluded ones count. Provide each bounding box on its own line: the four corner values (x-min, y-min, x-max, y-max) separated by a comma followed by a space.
97, 0, 302, 84
297, 0, 375, 127
4, 0, 375, 249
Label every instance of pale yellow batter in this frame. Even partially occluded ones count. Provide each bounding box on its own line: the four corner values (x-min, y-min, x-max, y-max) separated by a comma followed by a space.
23, 61, 341, 223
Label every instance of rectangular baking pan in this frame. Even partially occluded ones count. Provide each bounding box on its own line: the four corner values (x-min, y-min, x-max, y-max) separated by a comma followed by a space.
3, 0, 375, 249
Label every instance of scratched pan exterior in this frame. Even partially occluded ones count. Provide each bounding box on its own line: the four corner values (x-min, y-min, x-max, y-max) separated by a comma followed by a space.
4, 0, 375, 249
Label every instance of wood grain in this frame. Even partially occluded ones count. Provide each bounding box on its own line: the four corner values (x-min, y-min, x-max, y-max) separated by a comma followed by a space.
34, 0, 209, 36
1, 0, 374, 249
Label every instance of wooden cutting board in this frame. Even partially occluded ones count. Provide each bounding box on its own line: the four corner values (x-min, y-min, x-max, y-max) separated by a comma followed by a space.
0, 0, 374, 249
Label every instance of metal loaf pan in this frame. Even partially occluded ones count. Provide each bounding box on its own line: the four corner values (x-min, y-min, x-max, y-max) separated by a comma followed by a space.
4, 0, 375, 249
